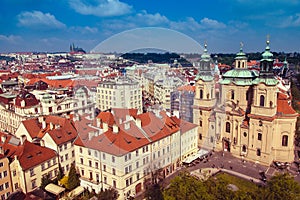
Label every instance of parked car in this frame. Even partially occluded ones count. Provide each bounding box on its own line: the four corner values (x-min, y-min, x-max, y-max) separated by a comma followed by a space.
259, 171, 267, 182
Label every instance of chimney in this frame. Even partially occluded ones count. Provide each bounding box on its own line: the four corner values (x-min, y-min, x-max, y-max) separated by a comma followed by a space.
50, 122, 54, 130
173, 110, 179, 118
1, 135, 6, 143
88, 132, 95, 140
38, 116, 44, 123
124, 121, 130, 130
113, 124, 119, 133
42, 121, 46, 129
103, 122, 108, 132
136, 118, 142, 128
40, 139, 45, 147
21, 135, 27, 145
96, 119, 101, 127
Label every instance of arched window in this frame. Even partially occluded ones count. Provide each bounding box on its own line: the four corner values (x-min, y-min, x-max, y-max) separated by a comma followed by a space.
57, 105, 62, 111
242, 145, 247, 152
225, 122, 231, 133
282, 135, 288, 146
231, 90, 235, 100
238, 61, 240, 68
260, 95, 265, 107
200, 89, 203, 99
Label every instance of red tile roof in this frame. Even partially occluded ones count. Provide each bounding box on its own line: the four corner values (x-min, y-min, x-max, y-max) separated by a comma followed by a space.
177, 85, 195, 92
22, 116, 77, 145
277, 92, 297, 116
76, 109, 197, 156
15, 140, 56, 171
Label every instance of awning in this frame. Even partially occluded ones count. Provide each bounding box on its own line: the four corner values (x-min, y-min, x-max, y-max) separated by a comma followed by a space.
182, 153, 199, 164
45, 183, 65, 195
197, 149, 209, 158
68, 186, 84, 197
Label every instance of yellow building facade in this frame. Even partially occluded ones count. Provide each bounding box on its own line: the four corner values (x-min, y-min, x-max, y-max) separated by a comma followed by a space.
194, 41, 298, 165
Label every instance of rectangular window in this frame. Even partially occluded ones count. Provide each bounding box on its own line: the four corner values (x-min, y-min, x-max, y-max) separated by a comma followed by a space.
72, 150, 75, 157
89, 160, 92, 167
103, 153, 106, 160
0, 162, 3, 167
104, 176, 107, 184
112, 168, 116, 175
30, 169, 35, 177
64, 143, 67, 150
47, 160, 51, 168
113, 180, 116, 188
41, 163, 45, 171
5, 182, 8, 189
258, 133, 262, 141
136, 161, 139, 168
80, 158, 83, 164
95, 162, 99, 169
112, 156, 115, 163
103, 165, 106, 172
31, 180, 36, 188
136, 150, 139, 157
13, 170, 16, 177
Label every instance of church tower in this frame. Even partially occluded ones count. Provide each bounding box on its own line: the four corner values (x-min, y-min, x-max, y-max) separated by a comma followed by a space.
193, 43, 216, 149
251, 37, 278, 117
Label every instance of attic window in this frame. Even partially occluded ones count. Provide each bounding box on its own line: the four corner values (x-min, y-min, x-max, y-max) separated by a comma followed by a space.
37, 151, 42, 155
124, 138, 132, 144
27, 155, 33, 159
57, 135, 62, 139
110, 139, 116, 145
68, 132, 72, 135
136, 137, 141, 140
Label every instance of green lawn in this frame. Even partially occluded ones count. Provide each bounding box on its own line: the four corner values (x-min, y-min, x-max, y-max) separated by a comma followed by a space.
210, 172, 259, 193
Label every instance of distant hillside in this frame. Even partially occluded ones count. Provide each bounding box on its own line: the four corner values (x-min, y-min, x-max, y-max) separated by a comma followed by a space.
121, 52, 193, 67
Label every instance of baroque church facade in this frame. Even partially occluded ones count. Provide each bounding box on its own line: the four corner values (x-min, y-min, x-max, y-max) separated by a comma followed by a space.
193, 40, 297, 165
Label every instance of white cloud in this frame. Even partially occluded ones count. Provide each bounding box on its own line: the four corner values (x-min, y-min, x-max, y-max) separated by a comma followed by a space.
17, 11, 66, 29
69, 0, 132, 17
277, 13, 300, 28
0, 35, 22, 43
134, 10, 169, 26
200, 18, 226, 29
70, 26, 99, 34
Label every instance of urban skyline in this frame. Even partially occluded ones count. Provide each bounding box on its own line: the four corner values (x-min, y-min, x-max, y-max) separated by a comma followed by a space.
1, 0, 300, 53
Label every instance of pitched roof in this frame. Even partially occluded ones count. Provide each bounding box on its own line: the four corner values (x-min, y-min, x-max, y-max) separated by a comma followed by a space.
277, 92, 297, 116
15, 140, 56, 171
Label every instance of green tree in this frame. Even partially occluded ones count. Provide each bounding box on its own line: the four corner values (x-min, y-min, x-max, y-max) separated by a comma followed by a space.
262, 173, 300, 200
57, 163, 64, 181
67, 163, 80, 190
144, 183, 163, 200
97, 187, 119, 200
163, 171, 212, 200
40, 174, 52, 189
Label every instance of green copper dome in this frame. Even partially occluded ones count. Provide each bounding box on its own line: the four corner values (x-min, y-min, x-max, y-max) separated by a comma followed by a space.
235, 42, 247, 60
200, 43, 211, 61
261, 39, 273, 61
223, 69, 258, 79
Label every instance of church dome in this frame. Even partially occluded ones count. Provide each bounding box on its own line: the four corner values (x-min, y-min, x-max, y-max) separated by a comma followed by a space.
223, 69, 258, 79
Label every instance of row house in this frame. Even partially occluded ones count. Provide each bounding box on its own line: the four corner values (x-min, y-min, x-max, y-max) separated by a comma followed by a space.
74, 108, 198, 200
15, 115, 77, 174
0, 132, 58, 194
0, 84, 94, 135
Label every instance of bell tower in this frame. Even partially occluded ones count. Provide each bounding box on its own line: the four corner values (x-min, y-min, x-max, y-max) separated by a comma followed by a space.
251, 36, 278, 117
193, 43, 216, 149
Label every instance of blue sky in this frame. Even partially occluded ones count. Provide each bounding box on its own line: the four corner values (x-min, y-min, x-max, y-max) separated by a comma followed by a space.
1, 0, 300, 53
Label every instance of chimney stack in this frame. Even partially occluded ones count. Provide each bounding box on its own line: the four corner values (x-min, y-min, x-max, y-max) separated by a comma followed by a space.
136, 118, 142, 128
1, 135, 6, 143
113, 124, 119, 133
